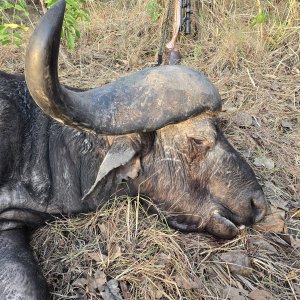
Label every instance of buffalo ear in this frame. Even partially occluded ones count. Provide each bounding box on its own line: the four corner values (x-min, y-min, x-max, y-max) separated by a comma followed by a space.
82, 135, 141, 200
116, 156, 141, 183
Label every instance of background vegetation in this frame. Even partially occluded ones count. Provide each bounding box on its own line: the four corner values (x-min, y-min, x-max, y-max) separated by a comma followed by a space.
0, 0, 299, 299
0, 0, 89, 49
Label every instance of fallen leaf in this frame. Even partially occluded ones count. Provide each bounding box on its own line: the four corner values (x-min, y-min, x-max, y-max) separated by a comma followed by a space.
174, 274, 192, 289
263, 182, 288, 210
174, 273, 202, 289
223, 287, 248, 300
88, 251, 108, 262
222, 102, 238, 113
157, 253, 172, 273
84, 271, 107, 293
157, 252, 171, 264
254, 157, 275, 170
87, 274, 98, 293
220, 251, 253, 276
269, 198, 288, 211
232, 112, 253, 127
147, 281, 165, 299
154, 283, 165, 299
263, 232, 292, 247
254, 212, 286, 233
100, 279, 123, 300
249, 289, 275, 300
72, 277, 87, 289
98, 223, 109, 238
269, 208, 285, 218
248, 237, 278, 254
119, 281, 131, 300
109, 243, 122, 261
94, 270, 107, 289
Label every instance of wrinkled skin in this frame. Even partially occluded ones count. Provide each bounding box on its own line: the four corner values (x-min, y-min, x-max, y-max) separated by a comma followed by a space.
132, 116, 266, 238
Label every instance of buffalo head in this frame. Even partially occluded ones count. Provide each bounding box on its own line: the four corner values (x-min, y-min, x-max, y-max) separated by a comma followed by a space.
25, 0, 267, 239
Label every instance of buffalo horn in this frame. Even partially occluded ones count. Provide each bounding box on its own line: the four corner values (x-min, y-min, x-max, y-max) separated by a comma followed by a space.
25, 0, 221, 135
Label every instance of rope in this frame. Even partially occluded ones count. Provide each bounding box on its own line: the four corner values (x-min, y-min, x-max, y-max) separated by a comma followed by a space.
157, 0, 173, 65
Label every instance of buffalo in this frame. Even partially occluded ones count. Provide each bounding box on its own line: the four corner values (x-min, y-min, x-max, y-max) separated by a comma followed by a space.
0, 0, 267, 299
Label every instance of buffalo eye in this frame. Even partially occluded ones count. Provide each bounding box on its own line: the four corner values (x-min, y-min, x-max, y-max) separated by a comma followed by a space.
188, 137, 212, 161
191, 138, 212, 150
191, 138, 204, 148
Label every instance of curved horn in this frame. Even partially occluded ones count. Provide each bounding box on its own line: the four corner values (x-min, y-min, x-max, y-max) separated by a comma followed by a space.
25, 0, 221, 135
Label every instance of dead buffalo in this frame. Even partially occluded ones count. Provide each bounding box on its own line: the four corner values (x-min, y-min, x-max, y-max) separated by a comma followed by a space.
0, 0, 267, 299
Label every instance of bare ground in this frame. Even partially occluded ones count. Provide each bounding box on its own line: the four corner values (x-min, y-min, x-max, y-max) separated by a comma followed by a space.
0, 0, 299, 299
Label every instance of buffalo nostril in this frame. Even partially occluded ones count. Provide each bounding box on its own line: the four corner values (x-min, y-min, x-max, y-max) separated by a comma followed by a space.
251, 192, 268, 222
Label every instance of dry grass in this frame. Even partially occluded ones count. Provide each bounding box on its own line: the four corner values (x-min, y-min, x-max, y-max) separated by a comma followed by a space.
32, 198, 300, 299
0, 0, 299, 299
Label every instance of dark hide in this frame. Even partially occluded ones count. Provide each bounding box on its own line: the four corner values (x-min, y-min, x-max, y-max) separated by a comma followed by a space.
0, 228, 49, 300
0, 71, 120, 230
0, 72, 135, 299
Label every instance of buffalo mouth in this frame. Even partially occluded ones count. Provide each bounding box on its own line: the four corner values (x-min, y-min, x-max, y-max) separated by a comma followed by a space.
203, 189, 268, 239
161, 191, 268, 239
165, 210, 240, 239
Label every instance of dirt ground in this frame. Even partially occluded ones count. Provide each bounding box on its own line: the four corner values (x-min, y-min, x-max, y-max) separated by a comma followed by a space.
0, 0, 299, 299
